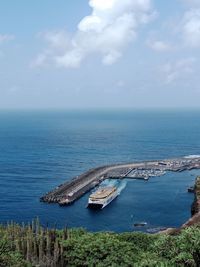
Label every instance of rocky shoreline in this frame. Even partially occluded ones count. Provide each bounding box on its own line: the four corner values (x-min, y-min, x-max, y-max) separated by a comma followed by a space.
161, 176, 200, 235
182, 176, 200, 228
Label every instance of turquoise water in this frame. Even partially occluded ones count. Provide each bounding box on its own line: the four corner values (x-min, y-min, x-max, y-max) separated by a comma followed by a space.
0, 110, 199, 232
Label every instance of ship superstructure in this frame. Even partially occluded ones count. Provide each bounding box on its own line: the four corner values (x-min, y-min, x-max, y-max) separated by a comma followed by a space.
88, 186, 119, 209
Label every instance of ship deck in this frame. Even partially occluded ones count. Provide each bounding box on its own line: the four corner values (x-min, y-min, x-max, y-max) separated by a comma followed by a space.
90, 187, 116, 199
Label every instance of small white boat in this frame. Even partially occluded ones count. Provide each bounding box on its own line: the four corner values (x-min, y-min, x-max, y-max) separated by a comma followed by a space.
133, 222, 148, 227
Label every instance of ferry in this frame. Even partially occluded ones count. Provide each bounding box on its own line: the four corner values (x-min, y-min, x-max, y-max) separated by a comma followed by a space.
87, 186, 119, 209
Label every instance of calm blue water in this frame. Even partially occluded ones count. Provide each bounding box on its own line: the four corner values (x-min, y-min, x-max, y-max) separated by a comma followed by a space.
0, 110, 200, 232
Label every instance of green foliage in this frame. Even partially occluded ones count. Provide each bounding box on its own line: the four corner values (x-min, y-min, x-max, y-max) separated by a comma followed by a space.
0, 233, 29, 267
152, 226, 200, 267
0, 221, 200, 267
118, 231, 158, 250
62, 227, 200, 267
63, 232, 138, 266
134, 252, 170, 267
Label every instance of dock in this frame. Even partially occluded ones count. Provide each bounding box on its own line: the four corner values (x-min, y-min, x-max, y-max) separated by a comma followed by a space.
40, 156, 200, 206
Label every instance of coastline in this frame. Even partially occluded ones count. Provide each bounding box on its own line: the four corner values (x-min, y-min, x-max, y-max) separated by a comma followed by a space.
160, 176, 200, 235
41, 156, 200, 206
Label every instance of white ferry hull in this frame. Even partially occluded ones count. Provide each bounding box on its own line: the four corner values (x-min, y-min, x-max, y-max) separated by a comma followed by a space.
88, 190, 119, 209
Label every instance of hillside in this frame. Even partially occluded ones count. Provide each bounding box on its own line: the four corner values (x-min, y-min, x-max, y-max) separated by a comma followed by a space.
0, 220, 200, 267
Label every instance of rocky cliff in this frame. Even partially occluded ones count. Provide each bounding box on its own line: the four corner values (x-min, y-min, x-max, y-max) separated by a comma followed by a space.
182, 176, 200, 228
160, 176, 200, 235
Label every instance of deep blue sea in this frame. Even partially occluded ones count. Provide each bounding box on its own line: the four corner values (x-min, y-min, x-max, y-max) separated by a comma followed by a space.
0, 110, 200, 232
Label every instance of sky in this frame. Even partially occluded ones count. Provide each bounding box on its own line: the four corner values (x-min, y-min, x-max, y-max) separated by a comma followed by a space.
0, 0, 200, 109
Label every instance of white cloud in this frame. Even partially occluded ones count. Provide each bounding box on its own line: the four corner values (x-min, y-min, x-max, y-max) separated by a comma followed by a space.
0, 34, 15, 44
38, 31, 70, 51
147, 40, 172, 52
178, 0, 200, 47
34, 0, 155, 68
145, 1, 200, 51
160, 57, 196, 84
181, 9, 200, 47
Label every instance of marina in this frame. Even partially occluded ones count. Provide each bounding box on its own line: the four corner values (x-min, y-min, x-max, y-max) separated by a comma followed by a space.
41, 156, 200, 206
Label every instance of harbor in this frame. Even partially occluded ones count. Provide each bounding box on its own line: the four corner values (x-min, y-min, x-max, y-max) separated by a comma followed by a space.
40, 156, 200, 206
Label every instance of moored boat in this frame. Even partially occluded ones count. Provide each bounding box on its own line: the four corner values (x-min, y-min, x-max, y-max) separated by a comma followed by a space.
188, 186, 195, 193
133, 222, 147, 227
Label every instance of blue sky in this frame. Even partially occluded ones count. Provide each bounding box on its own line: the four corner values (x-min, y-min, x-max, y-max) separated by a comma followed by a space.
0, 0, 200, 109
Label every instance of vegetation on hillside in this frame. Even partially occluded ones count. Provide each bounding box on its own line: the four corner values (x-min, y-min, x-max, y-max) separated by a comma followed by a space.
0, 220, 200, 267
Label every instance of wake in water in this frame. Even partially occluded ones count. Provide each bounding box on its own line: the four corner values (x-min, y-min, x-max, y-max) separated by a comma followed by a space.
100, 179, 127, 195
184, 155, 200, 159
116, 180, 127, 194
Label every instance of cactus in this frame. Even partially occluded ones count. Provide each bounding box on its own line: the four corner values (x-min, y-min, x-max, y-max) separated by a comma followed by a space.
0, 219, 70, 266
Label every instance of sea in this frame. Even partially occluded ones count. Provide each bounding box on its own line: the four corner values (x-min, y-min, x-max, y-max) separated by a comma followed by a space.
0, 109, 200, 232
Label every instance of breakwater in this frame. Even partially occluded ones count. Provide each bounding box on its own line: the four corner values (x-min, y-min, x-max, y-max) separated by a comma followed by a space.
41, 156, 200, 206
